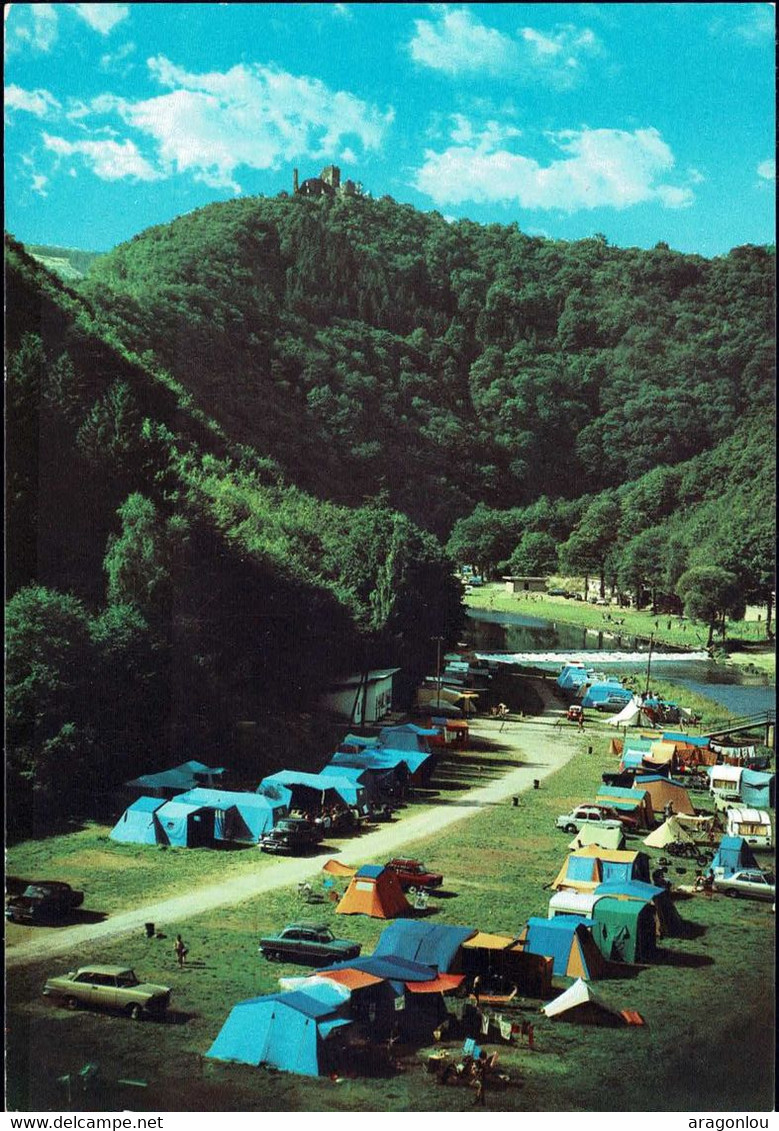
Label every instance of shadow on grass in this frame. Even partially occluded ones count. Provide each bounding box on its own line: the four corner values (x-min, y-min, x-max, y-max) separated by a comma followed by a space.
652, 948, 715, 968
164, 1009, 197, 1025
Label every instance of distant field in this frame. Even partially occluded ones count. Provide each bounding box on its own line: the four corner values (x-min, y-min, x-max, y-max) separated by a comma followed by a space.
6, 708, 775, 1113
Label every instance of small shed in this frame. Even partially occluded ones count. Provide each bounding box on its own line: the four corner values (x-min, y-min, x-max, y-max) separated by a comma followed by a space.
319, 669, 400, 725
502, 576, 548, 593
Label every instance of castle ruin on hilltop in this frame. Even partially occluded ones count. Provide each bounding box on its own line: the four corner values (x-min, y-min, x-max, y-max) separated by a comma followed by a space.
293, 165, 361, 198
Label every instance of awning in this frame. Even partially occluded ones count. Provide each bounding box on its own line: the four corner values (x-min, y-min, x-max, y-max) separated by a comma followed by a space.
322, 859, 358, 877
320, 968, 384, 990
405, 974, 464, 994
317, 1017, 354, 1039
461, 932, 515, 950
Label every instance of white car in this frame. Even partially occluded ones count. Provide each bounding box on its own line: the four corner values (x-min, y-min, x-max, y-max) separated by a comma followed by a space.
713, 869, 776, 903
555, 806, 624, 834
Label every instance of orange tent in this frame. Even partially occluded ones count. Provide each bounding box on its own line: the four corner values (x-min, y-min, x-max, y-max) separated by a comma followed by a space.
322, 859, 358, 877
335, 865, 412, 919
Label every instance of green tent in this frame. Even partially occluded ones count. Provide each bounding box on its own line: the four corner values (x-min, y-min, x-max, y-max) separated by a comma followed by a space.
591, 897, 657, 964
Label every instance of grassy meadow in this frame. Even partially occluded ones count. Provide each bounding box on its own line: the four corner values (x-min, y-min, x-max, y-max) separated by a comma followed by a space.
6, 709, 775, 1113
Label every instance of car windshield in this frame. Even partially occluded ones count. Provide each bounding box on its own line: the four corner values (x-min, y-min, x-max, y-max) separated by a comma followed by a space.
115, 971, 139, 987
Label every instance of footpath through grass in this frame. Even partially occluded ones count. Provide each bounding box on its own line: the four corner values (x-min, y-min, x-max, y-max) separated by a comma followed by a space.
6, 709, 775, 1113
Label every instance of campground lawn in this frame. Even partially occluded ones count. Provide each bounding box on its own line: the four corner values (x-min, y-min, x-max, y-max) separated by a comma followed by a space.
6, 702, 775, 1113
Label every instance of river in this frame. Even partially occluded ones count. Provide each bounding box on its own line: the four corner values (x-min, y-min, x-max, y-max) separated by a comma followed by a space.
465, 608, 776, 717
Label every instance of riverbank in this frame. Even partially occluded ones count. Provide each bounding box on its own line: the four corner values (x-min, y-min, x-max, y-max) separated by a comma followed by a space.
466, 585, 775, 681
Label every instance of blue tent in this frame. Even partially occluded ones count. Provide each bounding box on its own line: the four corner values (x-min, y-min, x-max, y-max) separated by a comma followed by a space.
257, 771, 367, 810
710, 836, 759, 876
109, 796, 165, 845
155, 800, 216, 847
740, 769, 775, 809
125, 760, 226, 799
379, 724, 437, 752
374, 920, 477, 972
582, 683, 633, 709
521, 917, 604, 979
175, 788, 283, 842
207, 984, 352, 1077
662, 732, 711, 747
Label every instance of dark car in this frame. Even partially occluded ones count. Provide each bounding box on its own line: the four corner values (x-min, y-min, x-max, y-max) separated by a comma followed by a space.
6, 881, 85, 924
258, 922, 361, 965
384, 858, 444, 890
259, 817, 324, 855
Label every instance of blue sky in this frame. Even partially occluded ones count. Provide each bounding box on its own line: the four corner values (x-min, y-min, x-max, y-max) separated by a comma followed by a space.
4, 2, 776, 255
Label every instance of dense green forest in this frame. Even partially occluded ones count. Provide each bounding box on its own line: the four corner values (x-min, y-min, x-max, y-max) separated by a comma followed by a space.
4, 190, 775, 835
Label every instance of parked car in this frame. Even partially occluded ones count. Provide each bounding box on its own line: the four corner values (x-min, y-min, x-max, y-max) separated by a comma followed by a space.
713, 869, 776, 902
42, 965, 171, 1020
588, 803, 640, 832
259, 817, 324, 855
5, 881, 85, 924
384, 858, 444, 890
555, 806, 624, 834
258, 922, 361, 965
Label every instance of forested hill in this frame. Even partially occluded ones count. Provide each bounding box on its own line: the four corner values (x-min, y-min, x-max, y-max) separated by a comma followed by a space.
78, 191, 775, 537
5, 233, 462, 836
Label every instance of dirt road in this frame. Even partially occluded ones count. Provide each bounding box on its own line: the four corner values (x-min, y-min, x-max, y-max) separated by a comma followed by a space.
7, 681, 580, 968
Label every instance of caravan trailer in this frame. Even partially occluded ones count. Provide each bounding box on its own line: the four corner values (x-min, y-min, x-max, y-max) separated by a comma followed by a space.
725, 807, 773, 850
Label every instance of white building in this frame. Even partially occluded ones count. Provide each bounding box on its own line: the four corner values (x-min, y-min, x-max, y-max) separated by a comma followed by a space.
319, 669, 400, 725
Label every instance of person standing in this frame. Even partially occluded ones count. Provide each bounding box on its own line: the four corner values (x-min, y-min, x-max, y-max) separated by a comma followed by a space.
174, 933, 189, 967
472, 1051, 490, 1106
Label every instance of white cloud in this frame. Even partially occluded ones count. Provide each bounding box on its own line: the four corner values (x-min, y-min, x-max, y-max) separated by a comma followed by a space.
72, 4, 130, 35
31, 172, 49, 196
413, 124, 696, 212
4, 84, 61, 118
117, 57, 393, 190
409, 8, 513, 75
42, 132, 162, 181
757, 159, 776, 181
332, 3, 353, 19
5, 3, 59, 53
99, 41, 136, 74
408, 8, 600, 83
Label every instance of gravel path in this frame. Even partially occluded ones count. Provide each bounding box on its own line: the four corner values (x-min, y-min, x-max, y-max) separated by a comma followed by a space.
7, 681, 579, 969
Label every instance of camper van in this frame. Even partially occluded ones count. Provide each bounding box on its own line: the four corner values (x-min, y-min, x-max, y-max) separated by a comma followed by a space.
708, 764, 743, 805
725, 807, 773, 850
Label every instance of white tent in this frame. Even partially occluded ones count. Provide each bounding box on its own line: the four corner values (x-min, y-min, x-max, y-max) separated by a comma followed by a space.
569, 823, 625, 851
605, 696, 642, 727
643, 815, 697, 849
542, 978, 625, 1024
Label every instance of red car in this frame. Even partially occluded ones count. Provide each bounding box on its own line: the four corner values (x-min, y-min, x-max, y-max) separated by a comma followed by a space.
384, 858, 443, 890
589, 803, 640, 832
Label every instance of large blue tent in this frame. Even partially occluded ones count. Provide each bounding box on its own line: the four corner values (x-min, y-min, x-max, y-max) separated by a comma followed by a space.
109, 796, 165, 845
175, 788, 283, 842
206, 984, 352, 1077
373, 920, 477, 972
155, 799, 216, 847
125, 760, 226, 799
257, 770, 367, 811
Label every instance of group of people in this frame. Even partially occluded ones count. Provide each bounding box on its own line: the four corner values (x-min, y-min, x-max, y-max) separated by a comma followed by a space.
438, 1049, 499, 1104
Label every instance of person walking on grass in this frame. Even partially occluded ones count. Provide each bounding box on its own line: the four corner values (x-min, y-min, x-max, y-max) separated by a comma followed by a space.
174, 933, 189, 967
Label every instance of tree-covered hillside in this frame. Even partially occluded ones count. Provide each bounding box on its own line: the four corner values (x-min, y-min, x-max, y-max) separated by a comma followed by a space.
5, 234, 462, 837
4, 189, 775, 836
79, 192, 775, 536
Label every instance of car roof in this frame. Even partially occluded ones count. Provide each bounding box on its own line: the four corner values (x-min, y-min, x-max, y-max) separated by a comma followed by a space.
287, 921, 330, 931
75, 965, 135, 976
389, 858, 422, 865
